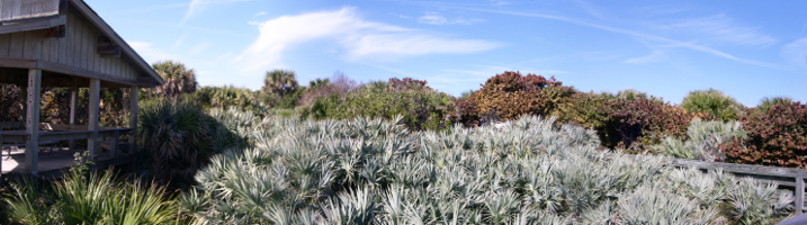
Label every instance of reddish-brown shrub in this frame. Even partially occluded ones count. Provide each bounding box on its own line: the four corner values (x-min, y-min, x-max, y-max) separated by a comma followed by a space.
721, 101, 807, 168
597, 97, 694, 151
466, 71, 568, 123
297, 73, 358, 107
455, 99, 480, 127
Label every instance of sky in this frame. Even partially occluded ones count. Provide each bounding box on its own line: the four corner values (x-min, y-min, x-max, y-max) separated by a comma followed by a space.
83, 0, 807, 106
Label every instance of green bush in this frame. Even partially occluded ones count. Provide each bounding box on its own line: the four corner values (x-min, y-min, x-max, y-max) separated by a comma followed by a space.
722, 101, 807, 168
654, 118, 747, 161
682, 89, 744, 121
180, 112, 792, 224
5, 159, 181, 225
195, 85, 269, 115
145, 61, 198, 101
307, 78, 455, 131
138, 98, 241, 188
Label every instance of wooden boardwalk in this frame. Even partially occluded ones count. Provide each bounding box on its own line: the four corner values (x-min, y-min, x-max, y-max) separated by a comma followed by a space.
670, 158, 807, 215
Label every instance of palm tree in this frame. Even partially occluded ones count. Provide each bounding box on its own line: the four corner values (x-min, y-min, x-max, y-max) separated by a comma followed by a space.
262, 69, 298, 97
150, 61, 198, 101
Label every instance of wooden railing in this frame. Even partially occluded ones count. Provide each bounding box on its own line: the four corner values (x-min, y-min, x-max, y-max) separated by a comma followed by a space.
670, 158, 807, 214
1, 126, 136, 175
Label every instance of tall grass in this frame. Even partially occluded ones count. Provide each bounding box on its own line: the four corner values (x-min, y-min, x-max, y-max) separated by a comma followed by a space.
4, 155, 182, 225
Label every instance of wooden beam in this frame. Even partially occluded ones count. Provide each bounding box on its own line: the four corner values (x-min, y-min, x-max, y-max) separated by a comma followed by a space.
37, 59, 138, 86
88, 79, 99, 161
0, 57, 36, 68
0, 15, 66, 35
798, 177, 805, 215
24, 69, 41, 175
69, 86, 77, 150
97, 36, 120, 57
128, 87, 138, 165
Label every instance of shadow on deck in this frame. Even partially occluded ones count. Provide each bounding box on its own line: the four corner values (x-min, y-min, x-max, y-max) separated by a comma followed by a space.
2, 147, 135, 178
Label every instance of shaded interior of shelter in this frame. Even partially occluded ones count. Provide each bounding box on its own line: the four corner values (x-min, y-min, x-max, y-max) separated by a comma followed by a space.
1, 67, 138, 174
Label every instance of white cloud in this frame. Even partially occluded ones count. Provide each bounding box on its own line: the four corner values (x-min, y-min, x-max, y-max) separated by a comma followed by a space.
183, 0, 251, 23
235, 7, 500, 75
782, 37, 807, 70
417, 12, 483, 25
171, 35, 187, 50
624, 50, 666, 64
656, 14, 777, 47
129, 41, 177, 63
189, 41, 211, 54
488, 0, 510, 6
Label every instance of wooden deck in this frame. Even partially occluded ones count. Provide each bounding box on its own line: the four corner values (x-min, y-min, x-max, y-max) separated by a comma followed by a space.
2, 147, 77, 174
1, 146, 136, 176
1, 127, 137, 176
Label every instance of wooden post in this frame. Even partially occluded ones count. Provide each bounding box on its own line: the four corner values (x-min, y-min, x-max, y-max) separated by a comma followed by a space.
24, 69, 41, 175
797, 177, 805, 215
69, 87, 77, 150
128, 87, 138, 167
88, 79, 100, 161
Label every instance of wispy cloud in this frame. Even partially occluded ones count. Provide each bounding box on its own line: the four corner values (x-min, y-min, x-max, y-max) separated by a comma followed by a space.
624, 50, 666, 64
183, 0, 251, 23
654, 14, 777, 47
170, 35, 187, 50
417, 12, 483, 25
235, 7, 501, 75
782, 37, 807, 70
457, 7, 789, 72
129, 41, 177, 63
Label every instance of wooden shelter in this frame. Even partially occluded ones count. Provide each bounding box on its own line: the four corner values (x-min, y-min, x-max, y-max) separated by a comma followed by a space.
0, 0, 164, 175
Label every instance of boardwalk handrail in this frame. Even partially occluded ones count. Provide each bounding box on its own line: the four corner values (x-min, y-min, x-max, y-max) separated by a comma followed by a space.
670, 158, 807, 214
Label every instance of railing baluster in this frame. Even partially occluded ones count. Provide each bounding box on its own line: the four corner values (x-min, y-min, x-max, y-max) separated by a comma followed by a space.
797, 177, 804, 215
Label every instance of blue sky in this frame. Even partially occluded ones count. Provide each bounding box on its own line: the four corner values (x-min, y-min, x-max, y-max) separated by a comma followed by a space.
84, 0, 807, 106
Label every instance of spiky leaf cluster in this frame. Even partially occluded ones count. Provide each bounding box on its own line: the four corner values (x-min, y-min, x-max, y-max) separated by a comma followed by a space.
682, 89, 745, 121
654, 118, 747, 161
182, 111, 793, 224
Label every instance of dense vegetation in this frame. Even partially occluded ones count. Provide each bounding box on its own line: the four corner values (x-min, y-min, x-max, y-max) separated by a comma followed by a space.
721, 100, 807, 168
306, 77, 455, 131
181, 113, 792, 224
2, 60, 805, 224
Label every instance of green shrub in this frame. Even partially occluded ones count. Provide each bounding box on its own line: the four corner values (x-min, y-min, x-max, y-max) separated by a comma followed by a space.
755, 97, 794, 115
307, 77, 455, 131
138, 98, 241, 188
554, 91, 609, 130
145, 61, 198, 101
195, 85, 269, 115
682, 89, 744, 121
722, 101, 807, 168
654, 118, 747, 161
5, 159, 181, 225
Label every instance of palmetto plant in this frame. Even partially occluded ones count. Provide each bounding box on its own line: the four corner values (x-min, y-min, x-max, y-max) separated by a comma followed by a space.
149, 60, 198, 101
263, 69, 299, 97
181, 109, 794, 224
682, 89, 745, 121
5, 167, 181, 225
654, 118, 747, 161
